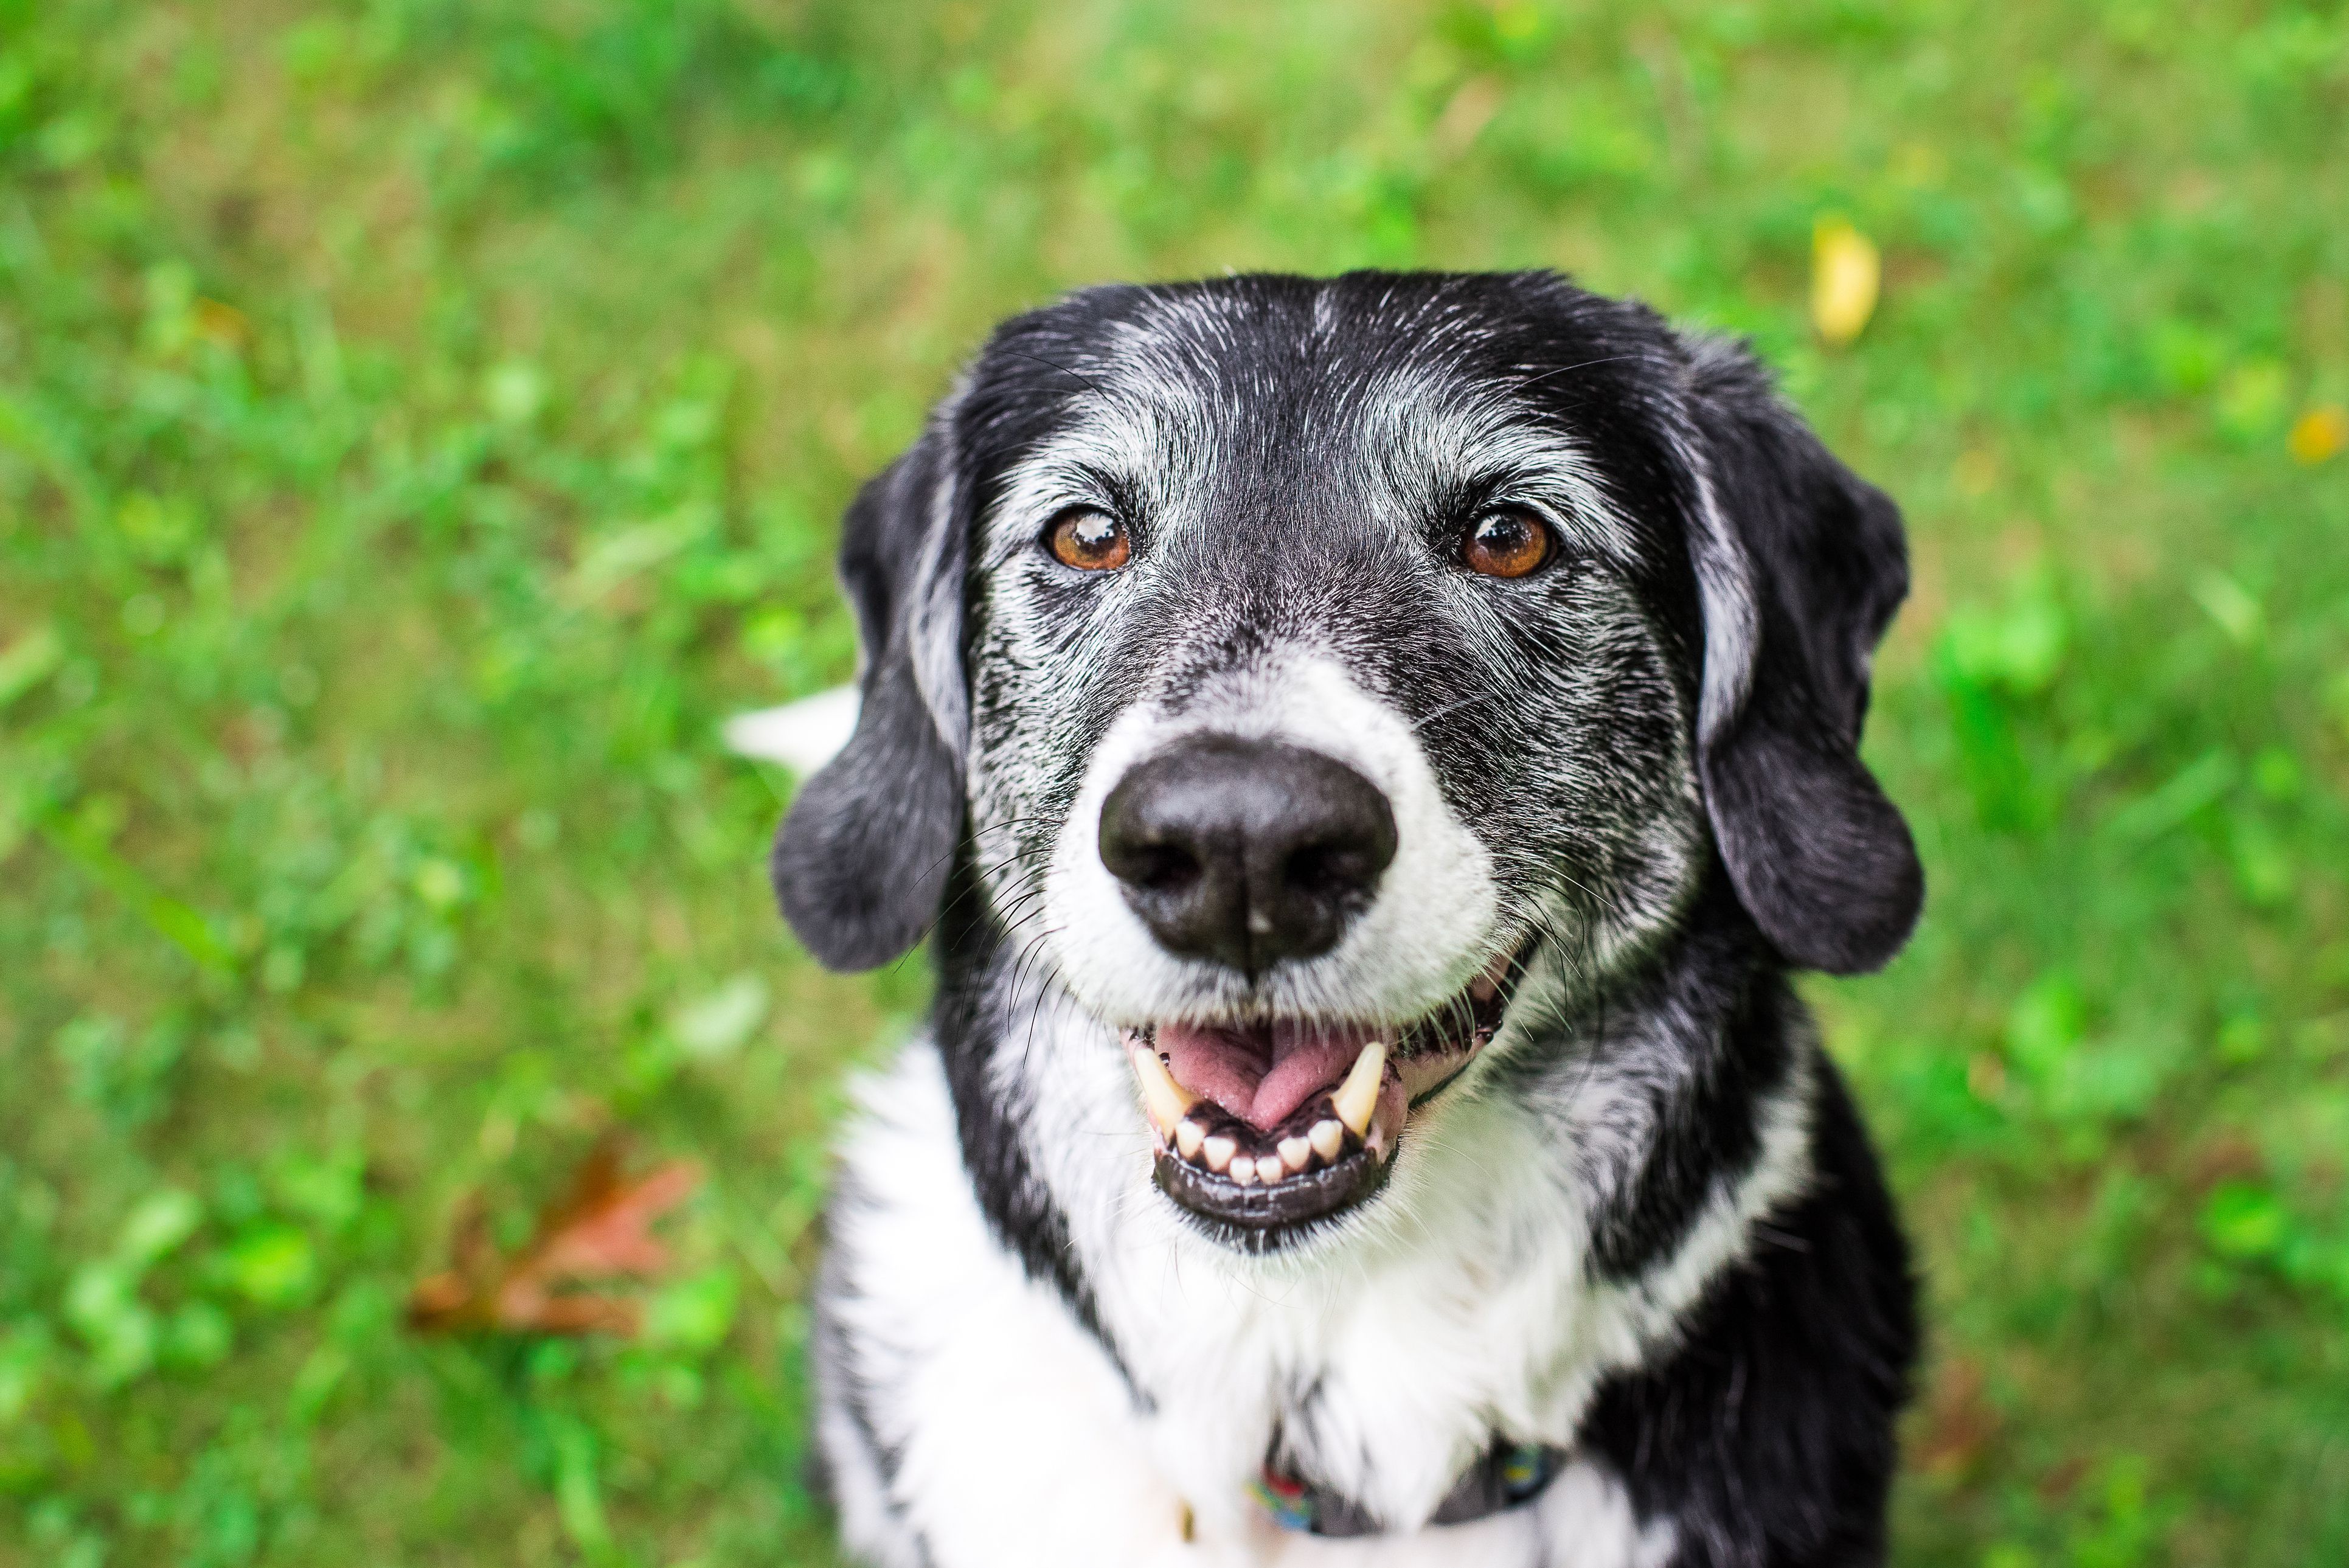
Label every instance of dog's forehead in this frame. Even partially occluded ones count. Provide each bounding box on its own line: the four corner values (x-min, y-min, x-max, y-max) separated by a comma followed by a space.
969, 276, 1674, 549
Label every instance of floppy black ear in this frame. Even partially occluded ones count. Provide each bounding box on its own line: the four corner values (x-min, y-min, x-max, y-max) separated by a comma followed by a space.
771, 414, 968, 971
1682, 339, 1923, 975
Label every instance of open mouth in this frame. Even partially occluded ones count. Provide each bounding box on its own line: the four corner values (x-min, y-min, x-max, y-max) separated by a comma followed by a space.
1122, 946, 1528, 1249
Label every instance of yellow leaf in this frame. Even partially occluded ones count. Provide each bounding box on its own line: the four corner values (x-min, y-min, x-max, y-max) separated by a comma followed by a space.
2288, 404, 2347, 465
1811, 217, 1881, 347
193, 297, 248, 348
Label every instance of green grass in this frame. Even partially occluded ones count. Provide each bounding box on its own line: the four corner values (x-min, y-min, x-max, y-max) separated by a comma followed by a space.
1, 1, 2345, 1563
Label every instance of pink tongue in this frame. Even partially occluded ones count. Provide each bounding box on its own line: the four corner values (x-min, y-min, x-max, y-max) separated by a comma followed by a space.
1154, 1019, 1376, 1131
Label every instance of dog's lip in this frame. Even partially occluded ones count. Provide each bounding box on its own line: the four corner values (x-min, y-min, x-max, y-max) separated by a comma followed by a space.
1120, 943, 1531, 1245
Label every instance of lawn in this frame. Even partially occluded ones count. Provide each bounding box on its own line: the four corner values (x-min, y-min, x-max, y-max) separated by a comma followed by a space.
1, 1, 2345, 1564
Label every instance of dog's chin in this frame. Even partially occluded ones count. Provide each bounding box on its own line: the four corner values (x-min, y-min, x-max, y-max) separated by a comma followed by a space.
1119, 945, 1531, 1255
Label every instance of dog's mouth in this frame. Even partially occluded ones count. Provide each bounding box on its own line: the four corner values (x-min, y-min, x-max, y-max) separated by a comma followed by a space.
1120, 945, 1529, 1249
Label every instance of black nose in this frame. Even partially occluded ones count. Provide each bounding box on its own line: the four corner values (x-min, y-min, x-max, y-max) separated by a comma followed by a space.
1098, 737, 1398, 979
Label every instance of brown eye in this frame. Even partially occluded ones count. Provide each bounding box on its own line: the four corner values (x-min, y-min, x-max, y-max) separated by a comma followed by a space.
1046, 508, 1131, 572
1462, 508, 1553, 579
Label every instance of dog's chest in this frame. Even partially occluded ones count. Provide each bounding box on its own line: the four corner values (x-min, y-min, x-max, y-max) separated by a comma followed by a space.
1074, 1095, 1619, 1537
828, 1033, 1744, 1565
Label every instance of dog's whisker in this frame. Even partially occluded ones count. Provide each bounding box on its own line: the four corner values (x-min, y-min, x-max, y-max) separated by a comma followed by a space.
917, 841, 1062, 937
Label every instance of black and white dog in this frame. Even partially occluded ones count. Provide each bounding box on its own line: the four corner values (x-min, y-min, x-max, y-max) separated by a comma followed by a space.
771, 271, 1921, 1566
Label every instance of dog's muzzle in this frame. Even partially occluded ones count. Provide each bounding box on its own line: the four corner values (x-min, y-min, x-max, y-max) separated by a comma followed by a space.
1098, 735, 1524, 1246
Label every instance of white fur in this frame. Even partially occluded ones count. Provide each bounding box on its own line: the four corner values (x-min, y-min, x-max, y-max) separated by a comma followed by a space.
1042, 656, 1499, 1030
1358, 368, 1642, 567
819, 1045, 1191, 1567
1671, 341, 1761, 752
815, 298, 1812, 1566
820, 961, 1817, 1565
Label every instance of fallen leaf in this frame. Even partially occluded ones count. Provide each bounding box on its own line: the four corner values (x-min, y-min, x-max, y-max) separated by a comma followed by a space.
193, 297, 248, 348
2187, 1134, 2264, 1192
408, 1138, 701, 1336
1913, 1356, 1999, 1480
2037, 1453, 2091, 1502
1811, 216, 1881, 347
2288, 404, 2347, 465
1431, 75, 1504, 160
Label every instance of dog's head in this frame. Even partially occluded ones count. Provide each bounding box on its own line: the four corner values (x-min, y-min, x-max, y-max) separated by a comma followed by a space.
774, 272, 1918, 1249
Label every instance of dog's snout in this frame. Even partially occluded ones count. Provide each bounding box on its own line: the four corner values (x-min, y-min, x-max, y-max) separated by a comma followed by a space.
1097, 737, 1397, 979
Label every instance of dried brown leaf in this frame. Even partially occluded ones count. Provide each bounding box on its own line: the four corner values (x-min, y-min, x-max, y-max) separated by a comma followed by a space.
406, 1137, 701, 1337
1913, 1356, 1999, 1481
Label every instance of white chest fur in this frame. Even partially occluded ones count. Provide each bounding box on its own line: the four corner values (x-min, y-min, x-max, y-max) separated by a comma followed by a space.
819, 1020, 1811, 1568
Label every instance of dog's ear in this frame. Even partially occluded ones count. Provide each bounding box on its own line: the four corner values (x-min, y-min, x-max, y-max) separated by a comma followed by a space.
771, 411, 968, 971
1681, 339, 1922, 974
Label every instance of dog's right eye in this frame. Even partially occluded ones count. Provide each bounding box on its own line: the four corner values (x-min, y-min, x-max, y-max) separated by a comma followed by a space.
1045, 508, 1131, 572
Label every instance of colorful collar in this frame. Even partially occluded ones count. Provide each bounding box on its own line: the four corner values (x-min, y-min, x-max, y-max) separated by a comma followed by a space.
1250, 1440, 1567, 1537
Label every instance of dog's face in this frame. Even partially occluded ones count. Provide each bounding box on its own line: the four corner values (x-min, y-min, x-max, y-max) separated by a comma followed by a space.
775, 272, 1920, 1251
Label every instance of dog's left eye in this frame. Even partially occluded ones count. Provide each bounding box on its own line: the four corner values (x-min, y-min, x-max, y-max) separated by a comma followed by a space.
1461, 507, 1554, 580
1045, 508, 1131, 572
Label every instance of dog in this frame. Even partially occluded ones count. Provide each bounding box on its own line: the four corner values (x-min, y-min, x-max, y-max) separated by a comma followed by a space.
770, 270, 1921, 1567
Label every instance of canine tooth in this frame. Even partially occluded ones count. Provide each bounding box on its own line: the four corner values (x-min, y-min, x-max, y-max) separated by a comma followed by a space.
1308, 1120, 1345, 1162
1174, 1119, 1206, 1160
1201, 1134, 1236, 1173
1259, 1153, 1288, 1182
1128, 1042, 1199, 1137
1331, 1039, 1387, 1138
1277, 1134, 1313, 1171
1229, 1156, 1259, 1187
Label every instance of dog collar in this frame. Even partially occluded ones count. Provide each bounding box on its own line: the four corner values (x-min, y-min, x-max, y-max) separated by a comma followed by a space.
1250, 1439, 1567, 1537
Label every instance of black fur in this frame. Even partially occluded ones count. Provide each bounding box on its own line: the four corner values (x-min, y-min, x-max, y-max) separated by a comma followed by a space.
1535, 876, 1801, 1283
1687, 347, 1924, 975
775, 272, 1921, 983
1583, 1062, 1916, 1567
780, 271, 1921, 1563
772, 426, 968, 971
926, 859, 1148, 1407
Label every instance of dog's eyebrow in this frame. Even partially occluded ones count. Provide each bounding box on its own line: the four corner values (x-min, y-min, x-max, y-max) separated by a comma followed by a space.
974, 392, 1218, 560
1363, 374, 1640, 563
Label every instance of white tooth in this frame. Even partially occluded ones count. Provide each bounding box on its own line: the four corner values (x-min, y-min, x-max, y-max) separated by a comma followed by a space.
1229, 1156, 1259, 1187
1277, 1134, 1312, 1171
1259, 1153, 1288, 1183
1174, 1119, 1206, 1160
1202, 1135, 1236, 1173
1308, 1120, 1345, 1162
1128, 1042, 1199, 1137
1331, 1039, 1387, 1138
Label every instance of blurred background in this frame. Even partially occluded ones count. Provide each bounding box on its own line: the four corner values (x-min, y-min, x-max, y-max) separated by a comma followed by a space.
1, 1, 2345, 1564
